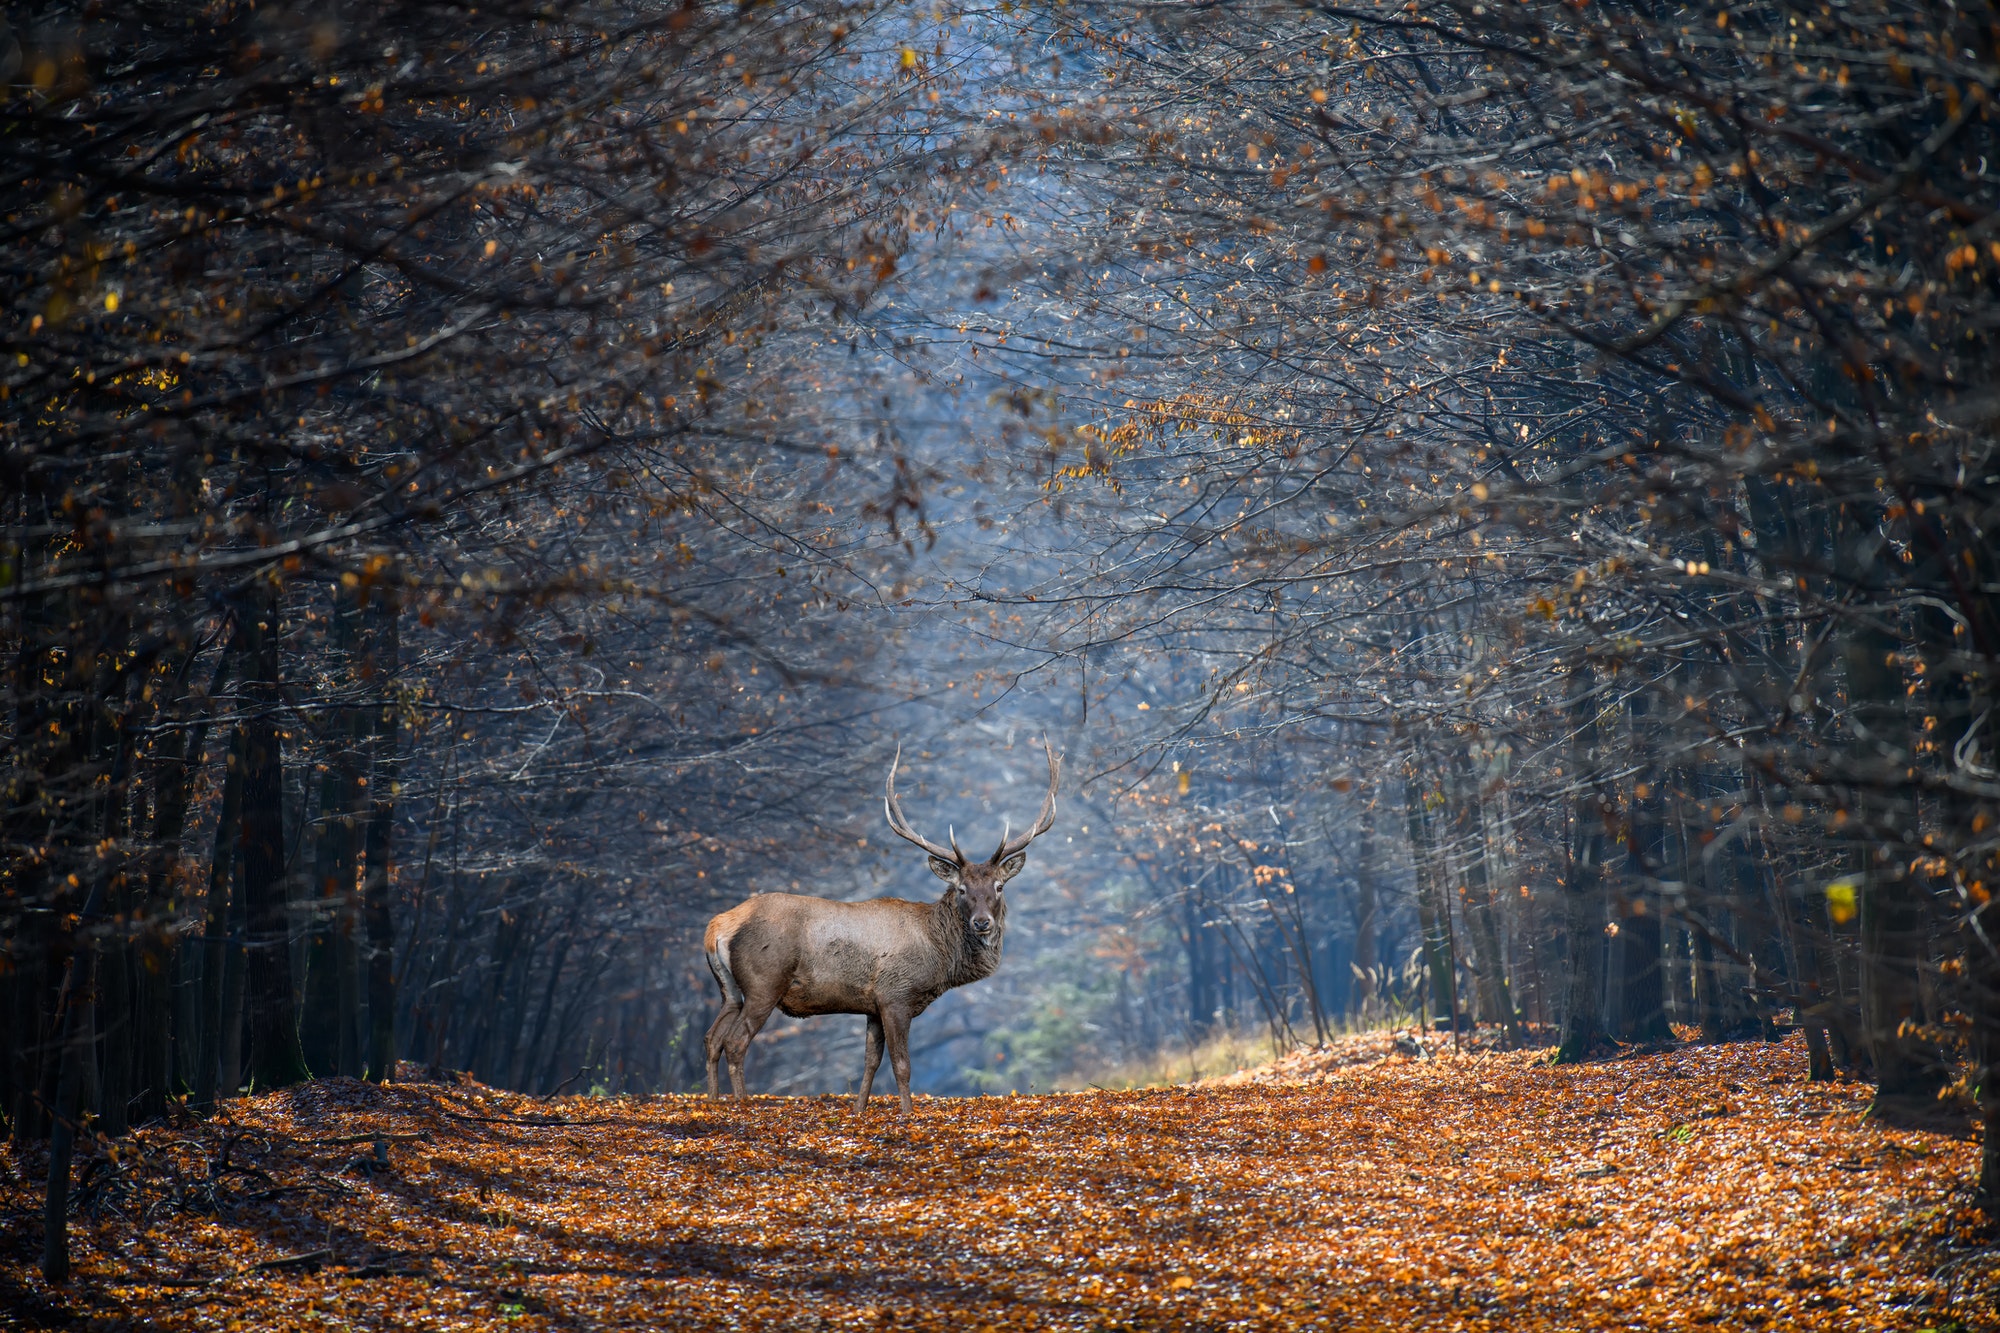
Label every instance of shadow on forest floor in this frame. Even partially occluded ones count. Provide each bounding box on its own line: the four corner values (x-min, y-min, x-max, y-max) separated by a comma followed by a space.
2, 1036, 1995, 1331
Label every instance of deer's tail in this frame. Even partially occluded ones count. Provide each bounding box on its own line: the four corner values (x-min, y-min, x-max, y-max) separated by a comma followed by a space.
706, 924, 745, 1009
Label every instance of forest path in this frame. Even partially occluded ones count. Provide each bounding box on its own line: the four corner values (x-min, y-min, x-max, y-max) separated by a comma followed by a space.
3, 1037, 1990, 1331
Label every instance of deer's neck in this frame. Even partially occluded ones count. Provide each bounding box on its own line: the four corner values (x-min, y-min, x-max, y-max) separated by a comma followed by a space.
932, 896, 1004, 989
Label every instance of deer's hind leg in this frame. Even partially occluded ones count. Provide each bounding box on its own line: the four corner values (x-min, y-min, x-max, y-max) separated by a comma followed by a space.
722, 988, 783, 1101
854, 1014, 885, 1114
704, 1005, 739, 1100
696, 920, 744, 1096
704, 944, 745, 1100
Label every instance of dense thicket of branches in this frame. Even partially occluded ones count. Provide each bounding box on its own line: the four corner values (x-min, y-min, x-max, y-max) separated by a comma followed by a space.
925, 0, 2000, 1189
0, 0, 989, 1279
7, 0, 2000, 1285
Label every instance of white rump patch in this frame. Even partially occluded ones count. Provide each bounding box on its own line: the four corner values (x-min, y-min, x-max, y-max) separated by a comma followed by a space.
709, 929, 745, 1006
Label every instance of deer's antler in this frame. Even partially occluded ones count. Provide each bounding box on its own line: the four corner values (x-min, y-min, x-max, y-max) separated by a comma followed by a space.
991, 737, 1060, 863
884, 743, 961, 863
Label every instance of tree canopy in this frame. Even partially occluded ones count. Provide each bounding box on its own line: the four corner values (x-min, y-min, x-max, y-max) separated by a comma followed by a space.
5, 0, 1999, 1290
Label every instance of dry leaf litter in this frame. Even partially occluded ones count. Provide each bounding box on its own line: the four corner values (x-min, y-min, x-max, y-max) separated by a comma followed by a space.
3, 1032, 1994, 1331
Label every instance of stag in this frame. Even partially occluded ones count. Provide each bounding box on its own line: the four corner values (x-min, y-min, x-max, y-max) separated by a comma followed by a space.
702, 739, 1060, 1113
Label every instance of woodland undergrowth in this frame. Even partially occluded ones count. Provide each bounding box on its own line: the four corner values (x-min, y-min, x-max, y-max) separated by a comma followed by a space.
1, 1035, 1994, 1331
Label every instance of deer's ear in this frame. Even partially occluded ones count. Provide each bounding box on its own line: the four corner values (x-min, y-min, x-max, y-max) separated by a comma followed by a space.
928, 856, 962, 884
996, 852, 1028, 882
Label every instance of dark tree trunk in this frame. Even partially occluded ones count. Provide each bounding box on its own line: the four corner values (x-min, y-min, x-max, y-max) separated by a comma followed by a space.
336, 929, 362, 1078
303, 581, 368, 1077
30, 940, 63, 1143
473, 897, 527, 1084
1617, 694, 1672, 1044
1453, 771, 1522, 1042
134, 740, 185, 1120
1556, 661, 1611, 1063
520, 909, 576, 1091
1973, 830, 2000, 1199
1848, 628, 1944, 1105
5, 532, 62, 1145
361, 578, 401, 1082
1856, 867, 1942, 1108
0, 946, 15, 1140
300, 775, 358, 1077
1406, 773, 1459, 1031
41, 948, 93, 1283
1182, 883, 1212, 1038
131, 644, 213, 1120
193, 722, 246, 1112
96, 908, 132, 1136
1348, 806, 1379, 1018
238, 579, 310, 1091
1836, 506, 1947, 1110
83, 607, 138, 1138
7, 937, 50, 1146
218, 873, 248, 1098
1692, 923, 1729, 1042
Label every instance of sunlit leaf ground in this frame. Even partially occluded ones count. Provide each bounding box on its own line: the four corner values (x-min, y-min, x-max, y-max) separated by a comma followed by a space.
4, 1034, 1994, 1331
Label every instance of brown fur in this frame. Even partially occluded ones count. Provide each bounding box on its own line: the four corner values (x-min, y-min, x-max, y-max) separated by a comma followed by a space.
702, 742, 1057, 1113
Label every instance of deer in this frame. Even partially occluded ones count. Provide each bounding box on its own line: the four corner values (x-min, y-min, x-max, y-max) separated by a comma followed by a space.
701, 738, 1060, 1113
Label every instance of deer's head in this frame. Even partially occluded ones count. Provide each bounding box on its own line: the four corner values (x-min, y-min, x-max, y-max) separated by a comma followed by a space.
883, 738, 1060, 943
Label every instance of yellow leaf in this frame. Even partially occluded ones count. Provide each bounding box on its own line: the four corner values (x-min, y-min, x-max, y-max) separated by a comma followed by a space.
1826, 877, 1858, 925
1169, 1276, 1195, 1290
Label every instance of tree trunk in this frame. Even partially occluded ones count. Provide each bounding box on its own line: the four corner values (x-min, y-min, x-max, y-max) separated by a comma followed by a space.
129, 644, 213, 1120
303, 582, 368, 1077
1406, 773, 1459, 1031
1181, 883, 1212, 1038
361, 790, 397, 1081
1616, 693, 1672, 1044
86, 611, 139, 1138
1349, 806, 1379, 1020
7, 936, 50, 1146
218, 875, 248, 1098
1453, 771, 1523, 1042
520, 916, 575, 1091
96, 910, 131, 1136
299, 770, 354, 1077
40, 948, 93, 1284
1859, 871, 1942, 1105
1833, 506, 1946, 1109
5, 532, 63, 1145
1973, 837, 2000, 1198
134, 753, 184, 1121
193, 722, 245, 1112
361, 578, 401, 1082
1846, 611, 1943, 1103
1556, 660, 1611, 1063
96, 719, 137, 1135
238, 578, 311, 1091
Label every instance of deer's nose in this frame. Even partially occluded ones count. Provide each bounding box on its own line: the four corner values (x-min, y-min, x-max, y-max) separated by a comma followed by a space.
971, 915, 995, 934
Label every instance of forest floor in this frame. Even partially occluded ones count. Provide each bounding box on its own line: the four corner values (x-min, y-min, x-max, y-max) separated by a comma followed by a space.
3, 1033, 1997, 1332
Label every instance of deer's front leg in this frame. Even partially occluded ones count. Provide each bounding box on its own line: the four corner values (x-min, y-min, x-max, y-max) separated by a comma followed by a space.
855, 1013, 885, 1114
881, 1008, 915, 1114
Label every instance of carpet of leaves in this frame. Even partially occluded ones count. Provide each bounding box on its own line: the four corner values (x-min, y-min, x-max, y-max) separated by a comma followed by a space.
4, 1034, 1998, 1331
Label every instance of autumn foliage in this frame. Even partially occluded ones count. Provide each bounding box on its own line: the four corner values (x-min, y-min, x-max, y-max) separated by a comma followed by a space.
8, 0, 2000, 1320
2, 1034, 1992, 1331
